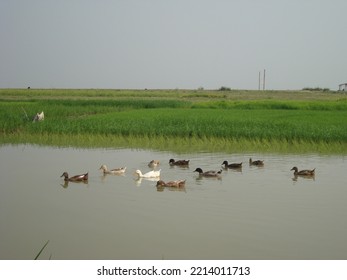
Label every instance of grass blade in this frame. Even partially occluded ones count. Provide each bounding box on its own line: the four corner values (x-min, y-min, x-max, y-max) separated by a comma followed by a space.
34, 240, 49, 260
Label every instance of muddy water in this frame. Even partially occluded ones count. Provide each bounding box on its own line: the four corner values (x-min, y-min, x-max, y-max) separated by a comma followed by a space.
0, 144, 346, 260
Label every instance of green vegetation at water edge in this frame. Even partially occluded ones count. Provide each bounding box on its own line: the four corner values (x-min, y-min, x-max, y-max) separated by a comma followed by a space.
1, 89, 347, 153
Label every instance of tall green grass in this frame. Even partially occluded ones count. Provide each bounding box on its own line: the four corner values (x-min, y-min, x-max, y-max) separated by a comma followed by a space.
11, 107, 345, 143
192, 99, 347, 110
1, 89, 347, 153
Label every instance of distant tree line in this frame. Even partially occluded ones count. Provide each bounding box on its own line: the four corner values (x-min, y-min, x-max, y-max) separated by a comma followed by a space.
218, 86, 232, 91
302, 87, 330, 92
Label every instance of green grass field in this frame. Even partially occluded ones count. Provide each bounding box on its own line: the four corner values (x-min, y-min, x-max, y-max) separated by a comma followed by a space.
1, 88, 346, 153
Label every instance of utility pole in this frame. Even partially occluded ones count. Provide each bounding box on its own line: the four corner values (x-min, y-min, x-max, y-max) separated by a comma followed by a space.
263, 69, 266, 90
258, 71, 261, 90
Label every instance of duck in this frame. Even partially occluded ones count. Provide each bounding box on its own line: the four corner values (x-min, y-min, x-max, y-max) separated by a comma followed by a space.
194, 168, 222, 177
134, 169, 161, 178
60, 172, 88, 182
99, 164, 126, 175
249, 158, 264, 166
291, 166, 315, 176
222, 160, 242, 169
156, 179, 186, 188
169, 158, 190, 166
148, 160, 160, 169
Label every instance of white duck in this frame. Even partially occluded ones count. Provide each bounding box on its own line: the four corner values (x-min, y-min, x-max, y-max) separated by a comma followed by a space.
134, 169, 161, 178
99, 164, 126, 175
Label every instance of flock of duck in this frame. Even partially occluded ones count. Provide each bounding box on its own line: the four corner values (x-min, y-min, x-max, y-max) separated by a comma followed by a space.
60, 157, 316, 188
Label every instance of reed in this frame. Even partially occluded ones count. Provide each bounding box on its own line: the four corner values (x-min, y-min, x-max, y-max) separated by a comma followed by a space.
3, 133, 346, 154
34, 240, 50, 260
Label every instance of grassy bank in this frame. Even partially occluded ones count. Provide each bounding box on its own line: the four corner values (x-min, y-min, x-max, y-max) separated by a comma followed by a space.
1, 88, 347, 153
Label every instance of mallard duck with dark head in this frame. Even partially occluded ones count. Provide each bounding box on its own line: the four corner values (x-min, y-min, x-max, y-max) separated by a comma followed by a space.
249, 158, 264, 166
61, 172, 88, 182
222, 160, 242, 169
291, 167, 315, 176
169, 159, 190, 166
194, 168, 222, 177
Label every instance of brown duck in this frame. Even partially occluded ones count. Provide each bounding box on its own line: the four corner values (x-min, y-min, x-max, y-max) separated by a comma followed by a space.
99, 165, 126, 175
222, 160, 242, 169
291, 167, 315, 176
148, 160, 160, 169
156, 179, 186, 188
61, 172, 88, 182
169, 159, 190, 166
249, 158, 264, 166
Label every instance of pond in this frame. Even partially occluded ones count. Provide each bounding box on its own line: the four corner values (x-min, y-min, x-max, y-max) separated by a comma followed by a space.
0, 144, 346, 260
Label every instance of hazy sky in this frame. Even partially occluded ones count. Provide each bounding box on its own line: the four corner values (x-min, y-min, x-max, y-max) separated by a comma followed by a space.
1, 0, 346, 90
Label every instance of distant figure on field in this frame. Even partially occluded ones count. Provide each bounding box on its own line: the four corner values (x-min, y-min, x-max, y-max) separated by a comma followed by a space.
33, 111, 44, 122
